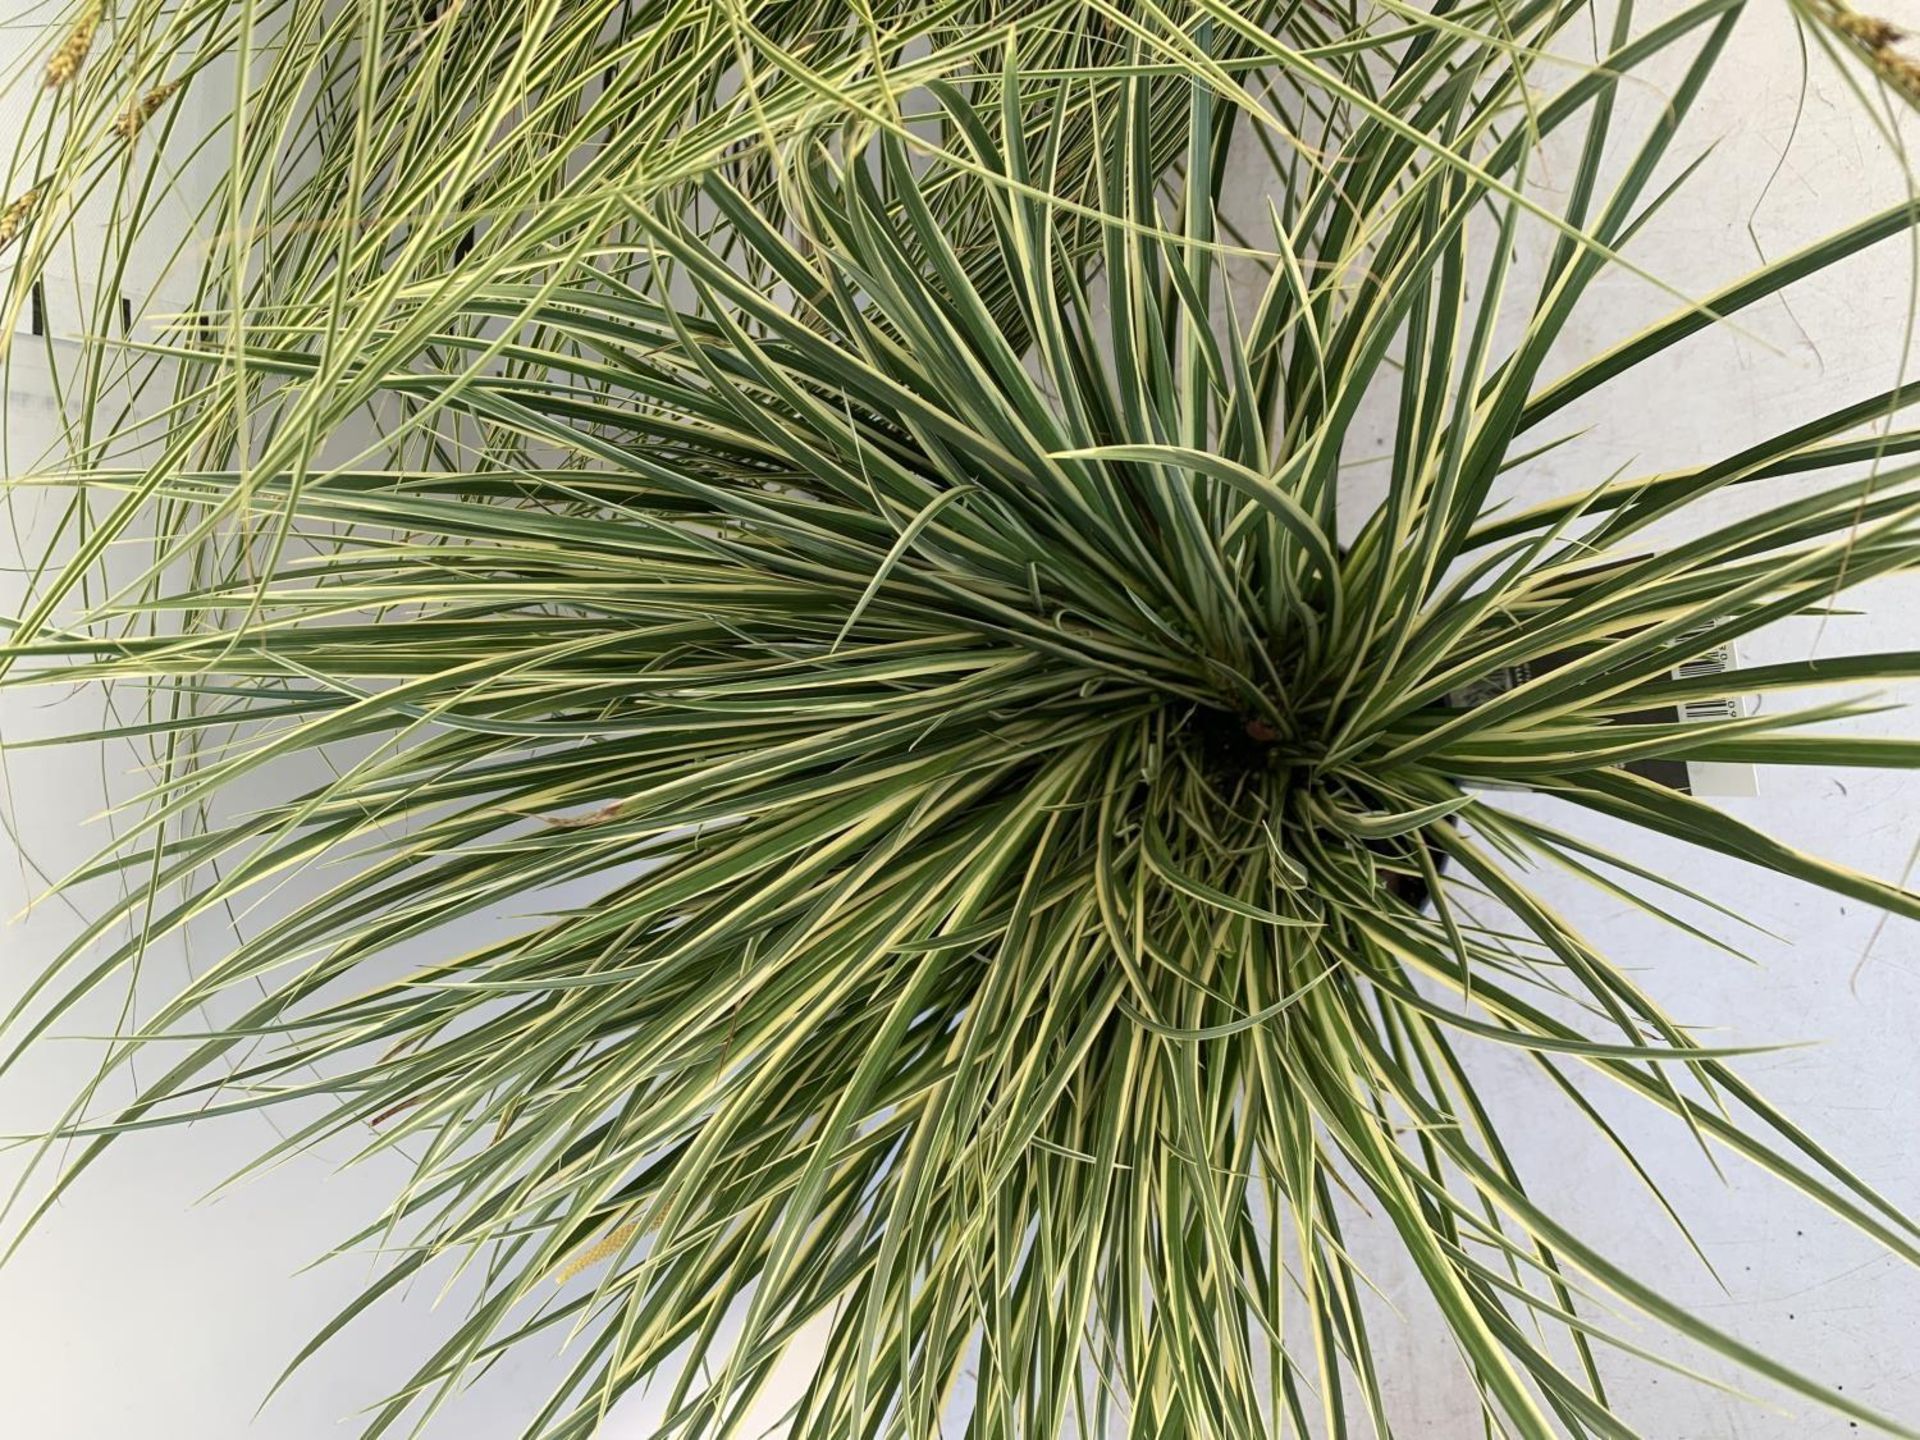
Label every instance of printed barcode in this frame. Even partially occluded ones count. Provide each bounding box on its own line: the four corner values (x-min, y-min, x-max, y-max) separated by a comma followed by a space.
1679, 696, 1742, 722
1675, 647, 1732, 679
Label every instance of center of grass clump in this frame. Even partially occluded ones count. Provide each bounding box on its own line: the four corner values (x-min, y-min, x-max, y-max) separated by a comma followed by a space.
1187, 705, 1286, 778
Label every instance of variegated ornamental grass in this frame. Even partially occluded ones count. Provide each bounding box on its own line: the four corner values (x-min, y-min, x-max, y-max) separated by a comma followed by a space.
4, 0, 1920, 1435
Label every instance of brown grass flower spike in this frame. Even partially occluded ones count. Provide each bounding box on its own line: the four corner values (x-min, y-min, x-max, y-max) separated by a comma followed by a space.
0, 189, 40, 249
42, 5, 100, 90
113, 79, 180, 142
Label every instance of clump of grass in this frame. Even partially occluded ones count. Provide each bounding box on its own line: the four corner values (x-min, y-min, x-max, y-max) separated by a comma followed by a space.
4, 2, 1920, 1438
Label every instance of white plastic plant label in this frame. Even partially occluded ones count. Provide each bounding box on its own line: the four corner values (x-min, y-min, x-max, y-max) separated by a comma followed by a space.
1444, 627, 1757, 797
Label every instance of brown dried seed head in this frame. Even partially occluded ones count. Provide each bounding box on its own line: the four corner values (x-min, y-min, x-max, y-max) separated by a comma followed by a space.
113, 80, 181, 141
1834, 9, 1904, 48
0, 189, 41, 250
1887, 52, 1920, 99
42, 7, 100, 90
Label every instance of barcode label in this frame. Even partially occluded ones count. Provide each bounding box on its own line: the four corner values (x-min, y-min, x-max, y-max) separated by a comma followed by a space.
1679, 695, 1742, 723
1440, 627, 1758, 796
1675, 646, 1733, 680
1667, 638, 1754, 792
